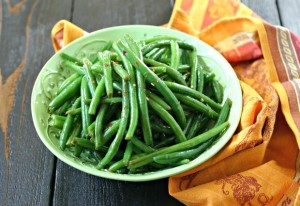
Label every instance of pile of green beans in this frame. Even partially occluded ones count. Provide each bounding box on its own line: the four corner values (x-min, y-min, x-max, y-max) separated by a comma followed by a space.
48, 34, 231, 174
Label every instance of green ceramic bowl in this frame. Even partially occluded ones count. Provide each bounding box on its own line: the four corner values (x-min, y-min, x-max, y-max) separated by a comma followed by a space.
31, 25, 242, 181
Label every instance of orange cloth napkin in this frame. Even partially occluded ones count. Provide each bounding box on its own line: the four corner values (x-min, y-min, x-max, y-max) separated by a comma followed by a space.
51, 0, 300, 205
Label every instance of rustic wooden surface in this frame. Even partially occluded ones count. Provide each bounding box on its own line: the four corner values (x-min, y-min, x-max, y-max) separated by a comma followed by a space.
0, 0, 299, 205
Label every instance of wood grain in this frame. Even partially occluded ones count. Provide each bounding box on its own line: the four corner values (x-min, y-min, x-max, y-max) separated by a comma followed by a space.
0, 0, 72, 205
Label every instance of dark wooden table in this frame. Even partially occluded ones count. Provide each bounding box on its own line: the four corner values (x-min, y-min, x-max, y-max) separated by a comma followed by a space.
1, 0, 299, 205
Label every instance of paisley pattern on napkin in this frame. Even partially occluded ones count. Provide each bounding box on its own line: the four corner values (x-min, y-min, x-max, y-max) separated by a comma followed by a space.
51, 0, 300, 204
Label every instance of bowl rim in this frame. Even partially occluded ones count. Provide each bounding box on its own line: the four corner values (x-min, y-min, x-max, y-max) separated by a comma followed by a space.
31, 24, 243, 182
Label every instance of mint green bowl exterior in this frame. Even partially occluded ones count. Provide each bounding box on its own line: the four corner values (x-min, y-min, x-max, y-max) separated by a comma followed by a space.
31, 25, 242, 182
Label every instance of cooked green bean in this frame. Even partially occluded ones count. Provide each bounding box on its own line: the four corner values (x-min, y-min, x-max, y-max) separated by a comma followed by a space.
124, 34, 153, 145
66, 107, 82, 115
175, 93, 218, 119
123, 141, 133, 166
143, 58, 187, 86
88, 77, 105, 115
48, 34, 231, 174
48, 77, 81, 113
146, 90, 171, 111
60, 97, 81, 150
128, 122, 229, 169
116, 41, 186, 127
190, 50, 198, 89
151, 47, 168, 60
80, 76, 92, 136
60, 52, 83, 66
112, 62, 130, 80
131, 136, 156, 153
48, 114, 66, 129
97, 79, 130, 169
164, 81, 222, 111
112, 42, 139, 140
212, 79, 223, 103
149, 66, 167, 74
148, 98, 186, 143
101, 51, 114, 98
170, 40, 180, 70
58, 73, 81, 94
83, 58, 97, 96
95, 104, 109, 150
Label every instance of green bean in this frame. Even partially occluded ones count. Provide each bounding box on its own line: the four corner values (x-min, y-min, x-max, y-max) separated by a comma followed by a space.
90, 119, 121, 143
80, 76, 92, 136
83, 58, 97, 96
66, 107, 82, 115
197, 68, 204, 93
142, 40, 194, 54
190, 50, 198, 89
143, 58, 187, 86
100, 97, 122, 104
150, 121, 173, 135
215, 98, 231, 127
178, 64, 190, 71
60, 52, 83, 66
146, 90, 171, 111
151, 47, 168, 60
59, 97, 81, 150
205, 73, 216, 83
97, 79, 130, 169
109, 159, 125, 172
148, 98, 186, 143
170, 40, 180, 70
71, 137, 94, 150
100, 51, 113, 98
90, 64, 103, 74
186, 115, 202, 139
212, 79, 223, 103
103, 103, 119, 123
142, 35, 179, 44
145, 48, 159, 58
100, 41, 113, 52
58, 73, 81, 94
164, 81, 222, 111
154, 136, 176, 149
128, 121, 229, 169
116, 41, 186, 127
95, 104, 109, 149
123, 141, 133, 166
149, 66, 167, 74
87, 121, 95, 137
66, 117, 82, 146
112, 62, 130, 80
88, 77, 105, 115
131, 136, 156, 153
112, 42, 139, 140
124, 34, 153, 145
48, 114, 66, 129
183, 114, 194, 135
48, 77, 81, 113
112, 81, 122, 91
53, 100, 71, 115
175, 93, 218, 119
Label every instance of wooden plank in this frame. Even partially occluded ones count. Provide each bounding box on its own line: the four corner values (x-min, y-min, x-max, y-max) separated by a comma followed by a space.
53, 163, 181, 206
277, 0, 300, 35
72, 0, 173, 32
52, 0, 183, 205
241, 0, 281, 25
0, 0, 72, 205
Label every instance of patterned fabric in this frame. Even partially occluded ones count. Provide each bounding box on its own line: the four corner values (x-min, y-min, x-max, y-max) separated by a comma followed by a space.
51, 1, 300, 205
